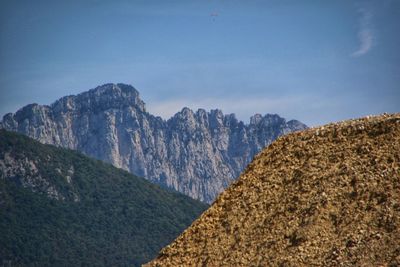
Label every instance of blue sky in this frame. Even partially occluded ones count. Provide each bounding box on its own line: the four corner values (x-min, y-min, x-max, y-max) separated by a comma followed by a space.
0, 0, 399, 126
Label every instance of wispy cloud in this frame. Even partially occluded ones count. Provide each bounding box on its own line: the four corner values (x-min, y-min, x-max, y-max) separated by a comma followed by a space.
351, 6, 374, 57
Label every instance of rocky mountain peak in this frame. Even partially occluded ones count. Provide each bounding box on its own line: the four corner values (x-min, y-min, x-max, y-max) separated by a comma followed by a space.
209, 109, 224, 128
52, 83, 146, 114
176, 107, 195, 119
250, 113, 263, 125
0, 83, 307, 202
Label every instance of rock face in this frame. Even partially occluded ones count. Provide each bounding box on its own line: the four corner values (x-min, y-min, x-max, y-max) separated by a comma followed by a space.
0, 83, 307, 203
0, 150, 70, 201
145, 113, 400, 267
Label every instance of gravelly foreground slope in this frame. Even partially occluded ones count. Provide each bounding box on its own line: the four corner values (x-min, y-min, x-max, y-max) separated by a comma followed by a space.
145, 113, 400, 266
0, 83, 306, 203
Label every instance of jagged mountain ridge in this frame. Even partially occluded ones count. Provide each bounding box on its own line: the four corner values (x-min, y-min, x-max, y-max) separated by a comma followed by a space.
0, 83, 307, 202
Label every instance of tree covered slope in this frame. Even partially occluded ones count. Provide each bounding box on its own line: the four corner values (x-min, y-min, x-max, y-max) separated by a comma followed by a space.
0, 129, 208, 266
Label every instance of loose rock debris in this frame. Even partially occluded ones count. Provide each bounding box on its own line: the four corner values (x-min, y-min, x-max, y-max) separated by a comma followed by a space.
145, 113, 400, 267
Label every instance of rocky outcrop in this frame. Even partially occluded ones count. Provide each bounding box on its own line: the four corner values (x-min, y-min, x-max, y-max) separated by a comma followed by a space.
145, 113, 400, 267
0, 152, 67, 201
0, 83, 307, 202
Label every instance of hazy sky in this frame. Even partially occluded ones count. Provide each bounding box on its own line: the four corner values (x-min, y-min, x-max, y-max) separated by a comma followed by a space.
0, 0, 399, 126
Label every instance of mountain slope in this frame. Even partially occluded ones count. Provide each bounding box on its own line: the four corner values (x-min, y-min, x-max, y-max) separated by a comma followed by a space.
0, 83, 307, 203
0, 129, 208, 267
145, 113, 400, 266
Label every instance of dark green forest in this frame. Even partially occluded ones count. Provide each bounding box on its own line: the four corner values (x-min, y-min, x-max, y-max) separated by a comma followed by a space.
0, 129, 207, 266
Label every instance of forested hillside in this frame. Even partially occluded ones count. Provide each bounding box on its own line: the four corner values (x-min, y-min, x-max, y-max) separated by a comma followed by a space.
0, 129, 207, 266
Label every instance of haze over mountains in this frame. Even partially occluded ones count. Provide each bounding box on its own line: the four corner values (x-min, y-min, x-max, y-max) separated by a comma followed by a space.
0, 83, 307, 203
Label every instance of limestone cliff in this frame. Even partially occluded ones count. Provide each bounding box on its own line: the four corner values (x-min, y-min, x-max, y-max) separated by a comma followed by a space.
1, 83, 306, 202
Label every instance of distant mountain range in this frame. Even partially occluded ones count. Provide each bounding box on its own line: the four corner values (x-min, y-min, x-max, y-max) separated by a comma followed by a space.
0, 83, 307, 203
0, 129, 207, 266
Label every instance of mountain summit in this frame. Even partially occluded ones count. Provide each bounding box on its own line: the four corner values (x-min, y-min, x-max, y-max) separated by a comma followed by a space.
145, 113, 400, 266
0, 83, 307, 203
